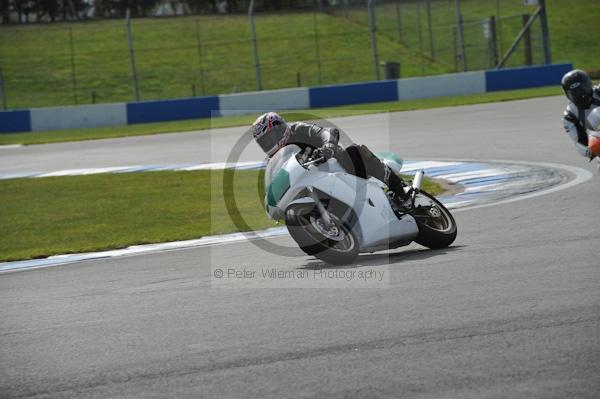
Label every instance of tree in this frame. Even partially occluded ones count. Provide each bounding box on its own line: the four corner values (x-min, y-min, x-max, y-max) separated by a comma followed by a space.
39, 0, 60, 20
0, 0, 11, 23
13, 0, 37, 22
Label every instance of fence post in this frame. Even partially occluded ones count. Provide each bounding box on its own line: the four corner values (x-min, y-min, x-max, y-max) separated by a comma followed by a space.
495, 6, 541, 69
248, 0, 262, 91
395, 0, 403, 43
0, 66, 7, 110
313, 12, 323, 86
367, 0, 380, 80
125, 9, 140, 102
454, 0, 467, 71
495, 0, 502, 55
538, 0, 552, 64
417, 0, 424, 75
488, 16, 498, 68
195, 19, 207, 95
453, 28, 458, 71
522, 14, 532, 65
425, 0, 434, 60
68, 26, 78, 104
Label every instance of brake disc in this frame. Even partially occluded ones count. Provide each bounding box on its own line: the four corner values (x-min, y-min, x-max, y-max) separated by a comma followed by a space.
310, 216, 346, 241
427, 206, 442, 218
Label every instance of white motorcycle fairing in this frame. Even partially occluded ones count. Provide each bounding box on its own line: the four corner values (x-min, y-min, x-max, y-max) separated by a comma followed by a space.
265, 145, 419, 253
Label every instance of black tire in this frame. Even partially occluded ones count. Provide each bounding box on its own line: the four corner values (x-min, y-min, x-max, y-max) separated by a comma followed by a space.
285, 203, 359, 265
412, 190, 457, 249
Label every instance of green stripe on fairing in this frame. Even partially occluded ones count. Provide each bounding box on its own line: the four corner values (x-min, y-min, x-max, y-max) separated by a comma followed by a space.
267, 169, 291, 207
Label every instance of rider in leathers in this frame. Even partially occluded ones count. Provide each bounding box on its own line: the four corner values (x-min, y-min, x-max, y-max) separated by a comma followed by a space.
561, 69, 600, 160
252, 112, 409, 200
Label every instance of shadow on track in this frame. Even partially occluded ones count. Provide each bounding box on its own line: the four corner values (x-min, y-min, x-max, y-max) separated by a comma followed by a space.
299, 246, 465, 270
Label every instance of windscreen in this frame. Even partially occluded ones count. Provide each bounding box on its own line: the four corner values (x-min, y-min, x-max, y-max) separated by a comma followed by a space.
264, 144, 301, 191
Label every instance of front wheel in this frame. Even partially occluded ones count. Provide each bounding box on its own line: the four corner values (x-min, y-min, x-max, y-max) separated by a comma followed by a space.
411, 191, 457, 249
285, 203, 359, 265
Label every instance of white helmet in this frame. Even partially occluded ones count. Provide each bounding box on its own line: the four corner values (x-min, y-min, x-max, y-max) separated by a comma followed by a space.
252, 112, 291, 156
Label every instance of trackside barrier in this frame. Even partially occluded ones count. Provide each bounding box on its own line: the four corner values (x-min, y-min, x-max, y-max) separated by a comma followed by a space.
0, 64, 572, 134
30, 103, 127, 131
219, 88, 310, 117
0, 110, 31, 133
397, 71, 486, 100
126, 96, 219, 124
485, 64, 572, 91
309, 80, 398, 108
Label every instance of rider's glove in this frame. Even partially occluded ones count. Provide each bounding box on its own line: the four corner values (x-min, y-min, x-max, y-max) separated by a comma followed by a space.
327, 128, 340, 144
320, 143, 341, 160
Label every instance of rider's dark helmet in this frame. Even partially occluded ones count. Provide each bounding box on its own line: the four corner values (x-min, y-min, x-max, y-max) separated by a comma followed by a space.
252, 112, 291, 157
561, 69, 594, 108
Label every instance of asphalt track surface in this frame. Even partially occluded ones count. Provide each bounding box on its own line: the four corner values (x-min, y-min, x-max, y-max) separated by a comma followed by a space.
1, 96, 599, 398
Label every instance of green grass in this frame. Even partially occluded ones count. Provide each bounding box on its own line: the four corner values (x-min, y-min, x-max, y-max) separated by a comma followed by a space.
0, 170, 271, 261
0, 0, 597, 109
0, 85, 563, 145
0, 170, 443, 262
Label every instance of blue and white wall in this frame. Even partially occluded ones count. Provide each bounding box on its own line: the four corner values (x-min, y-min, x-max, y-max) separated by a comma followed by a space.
0, 63, 572, 134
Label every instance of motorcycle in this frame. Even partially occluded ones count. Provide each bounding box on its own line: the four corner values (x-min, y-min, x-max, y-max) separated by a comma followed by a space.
264, 144, 457, 265
588, 107, 600, 157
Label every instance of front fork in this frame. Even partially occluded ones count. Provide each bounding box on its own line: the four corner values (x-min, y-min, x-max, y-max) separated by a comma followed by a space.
402, 170, 425, 205
410, 170, 425, 203
307, 186, 333, 226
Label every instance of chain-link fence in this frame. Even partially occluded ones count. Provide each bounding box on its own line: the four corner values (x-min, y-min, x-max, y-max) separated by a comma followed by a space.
328, 0, 548, 74
0, 0, 550, 109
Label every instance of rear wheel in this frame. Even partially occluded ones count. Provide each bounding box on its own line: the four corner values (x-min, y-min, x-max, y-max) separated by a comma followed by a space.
285, 203, 359, 265
411, 191, 457, 249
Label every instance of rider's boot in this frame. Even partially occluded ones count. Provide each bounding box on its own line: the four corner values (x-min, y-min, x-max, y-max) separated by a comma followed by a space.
385, 168, 413, 214
386, 168, 409, 200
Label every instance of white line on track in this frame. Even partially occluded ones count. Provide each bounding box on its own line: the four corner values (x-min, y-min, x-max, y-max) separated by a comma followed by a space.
449, 160, 593, 212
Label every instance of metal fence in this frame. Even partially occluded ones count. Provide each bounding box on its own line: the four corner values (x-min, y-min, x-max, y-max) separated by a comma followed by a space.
328, 0, 549, 75
0, 0, 551, 109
